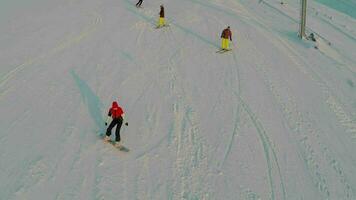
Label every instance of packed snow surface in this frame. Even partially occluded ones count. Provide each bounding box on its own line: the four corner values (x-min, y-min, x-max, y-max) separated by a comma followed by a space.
1, 0, 356, 199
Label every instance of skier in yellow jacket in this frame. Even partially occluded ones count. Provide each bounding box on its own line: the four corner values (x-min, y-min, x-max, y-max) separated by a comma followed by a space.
157, 5, 165, 28
221, 26, 232, 50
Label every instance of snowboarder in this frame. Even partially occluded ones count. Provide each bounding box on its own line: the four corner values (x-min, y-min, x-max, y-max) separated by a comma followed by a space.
157, 4, 165, 28
221, 26, 232, 50
136, 0, 143, 8
104, 101, 128, 147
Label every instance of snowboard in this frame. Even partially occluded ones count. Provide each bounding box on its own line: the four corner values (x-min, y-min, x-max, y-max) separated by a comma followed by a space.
101, 135, 130, 152
216, 49, 232, 53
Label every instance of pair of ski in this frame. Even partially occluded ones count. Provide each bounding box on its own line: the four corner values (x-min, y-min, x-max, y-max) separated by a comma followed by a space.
155, 24, 170, 29
216, 48, 232, 53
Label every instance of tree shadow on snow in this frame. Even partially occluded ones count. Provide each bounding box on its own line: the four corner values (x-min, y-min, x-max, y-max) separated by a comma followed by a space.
70, 70, 105, 136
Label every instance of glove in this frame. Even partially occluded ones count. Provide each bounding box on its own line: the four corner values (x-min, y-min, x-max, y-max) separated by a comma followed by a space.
125, 122, 128, 126
105, 122, 107, 126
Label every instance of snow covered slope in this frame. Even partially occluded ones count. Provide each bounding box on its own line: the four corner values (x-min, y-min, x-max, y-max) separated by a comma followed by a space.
1, 0, 355, 199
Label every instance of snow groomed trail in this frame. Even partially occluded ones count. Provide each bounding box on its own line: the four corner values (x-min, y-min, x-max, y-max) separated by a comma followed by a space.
0, 0, 355, 199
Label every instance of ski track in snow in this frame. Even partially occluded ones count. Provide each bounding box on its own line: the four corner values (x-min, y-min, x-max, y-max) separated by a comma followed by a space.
124, 3, 282, 199
246, 39, 348, 199
167, 46, 209, 199
238, 11, 355, 199
123, 3, 211, 199
182, 1, 287, 199
186, 0, 355, 198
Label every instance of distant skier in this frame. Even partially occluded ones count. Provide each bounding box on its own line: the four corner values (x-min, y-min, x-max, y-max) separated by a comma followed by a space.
157, 4, 165, 28
308, 33, 316, 42
221, 26, 232, 50
136, 0, 143, 8
104, 101, 128, 147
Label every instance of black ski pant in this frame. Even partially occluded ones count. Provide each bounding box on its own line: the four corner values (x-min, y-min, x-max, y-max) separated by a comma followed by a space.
136, 0, 143, 7
106, 117, 123, 142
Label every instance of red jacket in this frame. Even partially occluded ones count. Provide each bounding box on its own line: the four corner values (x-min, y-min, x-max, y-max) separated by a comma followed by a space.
108, 101, 124, 119
221, 28, 232, 41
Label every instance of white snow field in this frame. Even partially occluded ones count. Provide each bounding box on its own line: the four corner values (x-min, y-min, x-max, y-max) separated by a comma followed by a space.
1, 0, 356, 199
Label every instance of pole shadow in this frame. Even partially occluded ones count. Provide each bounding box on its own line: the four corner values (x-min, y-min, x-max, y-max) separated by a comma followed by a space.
71, 70, 105, 136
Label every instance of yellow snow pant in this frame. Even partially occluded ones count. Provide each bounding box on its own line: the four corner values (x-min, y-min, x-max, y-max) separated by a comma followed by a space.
221, 38, 229, 49
158, 17, 165, 26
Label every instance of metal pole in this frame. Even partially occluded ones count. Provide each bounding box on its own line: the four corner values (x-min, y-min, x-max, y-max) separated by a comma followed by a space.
300, 0, 307, 38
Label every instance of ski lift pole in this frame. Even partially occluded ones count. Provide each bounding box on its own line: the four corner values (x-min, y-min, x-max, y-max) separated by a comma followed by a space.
299, 0, 307, 38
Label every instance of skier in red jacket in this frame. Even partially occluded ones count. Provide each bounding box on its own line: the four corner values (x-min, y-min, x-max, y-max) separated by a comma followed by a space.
104, 101, 128, 147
